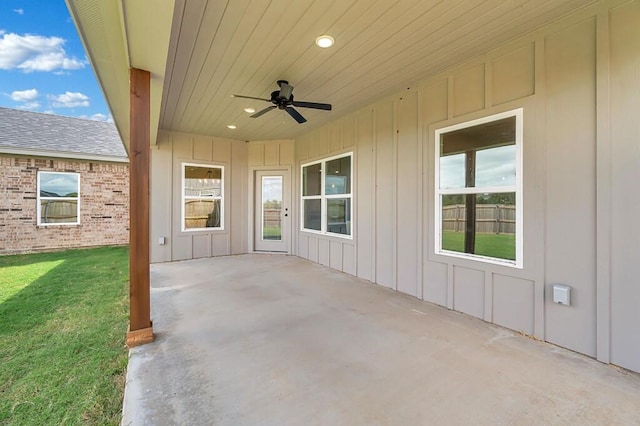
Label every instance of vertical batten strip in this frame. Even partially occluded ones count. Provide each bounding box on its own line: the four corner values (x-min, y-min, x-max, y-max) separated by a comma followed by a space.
595, 7, 611, 364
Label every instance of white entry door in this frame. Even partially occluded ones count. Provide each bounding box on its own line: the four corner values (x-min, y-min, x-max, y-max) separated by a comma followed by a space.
254, 170, 290, 252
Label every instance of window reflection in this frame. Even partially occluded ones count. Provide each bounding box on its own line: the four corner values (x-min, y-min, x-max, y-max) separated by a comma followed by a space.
327, 198, 350, 235
440, 116, 516, 190
304, 199, 321, 231
183, 164, 223, 230
437, 112, 520, 265
325, 156, 351, 195
184, 167, 222, 197
303, 163, 321, 196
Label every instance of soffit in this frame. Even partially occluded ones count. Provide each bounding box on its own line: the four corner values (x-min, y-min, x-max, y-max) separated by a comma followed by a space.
161, 0, 596, 141
66, 0, 174, 149
66, 0, 130, 147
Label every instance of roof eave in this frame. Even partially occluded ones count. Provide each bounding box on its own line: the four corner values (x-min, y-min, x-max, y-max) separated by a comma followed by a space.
0, 147, 129, 163
65, 0, 175, 150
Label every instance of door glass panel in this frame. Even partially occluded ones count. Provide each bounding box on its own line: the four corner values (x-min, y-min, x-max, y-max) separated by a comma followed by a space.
262, 176, 282, 240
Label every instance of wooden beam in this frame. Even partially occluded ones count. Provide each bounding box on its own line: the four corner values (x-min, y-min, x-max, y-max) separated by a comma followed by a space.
127, 67, 154, 348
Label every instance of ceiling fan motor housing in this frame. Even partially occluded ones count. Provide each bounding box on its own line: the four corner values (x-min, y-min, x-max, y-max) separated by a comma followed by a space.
271, 90, 293, 109
232, 80, 331, 123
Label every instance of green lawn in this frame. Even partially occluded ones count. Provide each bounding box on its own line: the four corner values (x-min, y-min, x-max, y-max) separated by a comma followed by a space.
0, 246, 129, 425
442, 230, 516, 260
262, 226, 282, 240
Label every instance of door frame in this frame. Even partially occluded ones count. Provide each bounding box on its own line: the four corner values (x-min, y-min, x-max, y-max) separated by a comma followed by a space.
248, 166, 292, 254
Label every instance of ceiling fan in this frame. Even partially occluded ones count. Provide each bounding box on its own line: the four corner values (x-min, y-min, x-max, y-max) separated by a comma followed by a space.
232, 80, 332, 124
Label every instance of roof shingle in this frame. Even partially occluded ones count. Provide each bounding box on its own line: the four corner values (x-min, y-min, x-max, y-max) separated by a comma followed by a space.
0, 107, 127, 160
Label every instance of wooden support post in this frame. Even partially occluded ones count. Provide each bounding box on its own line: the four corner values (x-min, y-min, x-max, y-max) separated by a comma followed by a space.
126, 68, 154, 348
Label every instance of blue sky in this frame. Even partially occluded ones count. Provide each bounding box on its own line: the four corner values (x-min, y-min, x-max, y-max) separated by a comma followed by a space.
0, 0, 110, 121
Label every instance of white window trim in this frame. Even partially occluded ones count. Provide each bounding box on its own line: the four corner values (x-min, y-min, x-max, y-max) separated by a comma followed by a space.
37, 171, 81, 226
300, 152, 353, 239
181, 162, 224, 232
434, 108, 523, 268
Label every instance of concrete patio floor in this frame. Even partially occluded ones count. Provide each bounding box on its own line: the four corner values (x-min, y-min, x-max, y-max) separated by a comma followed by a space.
122, 254, 640, 425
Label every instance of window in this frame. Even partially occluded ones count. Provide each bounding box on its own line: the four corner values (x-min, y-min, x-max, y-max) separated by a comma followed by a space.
37, 171, 80, 226
182, 163, 223, 231
435, 109, 523, 267
301, 153, 352, 237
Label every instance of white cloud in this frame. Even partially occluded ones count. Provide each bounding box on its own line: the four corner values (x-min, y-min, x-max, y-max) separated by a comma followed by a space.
440, 145, 516, 189
17, 101, 40, 110
10, 88, 38, 101
14, 9, 24, 15
79, 113, 113, 123
0, 32, 85, 73
40, 174, 78, 196
48, 91, 90, 108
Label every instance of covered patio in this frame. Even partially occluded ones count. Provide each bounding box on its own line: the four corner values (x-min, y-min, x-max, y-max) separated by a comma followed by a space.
122, 255, 640, 425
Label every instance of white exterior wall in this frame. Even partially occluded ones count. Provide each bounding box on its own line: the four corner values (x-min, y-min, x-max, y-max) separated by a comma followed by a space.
608, 0, 640, 373
150, 1, 640, 374
293, 1, 640, 374
150, 130, 248, 263
247, 139, 295, 253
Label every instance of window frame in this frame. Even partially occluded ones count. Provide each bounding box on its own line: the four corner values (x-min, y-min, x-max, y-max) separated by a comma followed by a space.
181, 162, 224, 232
37, 171, 81, 226
434, 108, 523, 268
300, 152, 353, 239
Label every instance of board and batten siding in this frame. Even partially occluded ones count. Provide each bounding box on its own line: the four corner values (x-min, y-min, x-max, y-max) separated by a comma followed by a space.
150, 130, 248, 263
609, 0, 640, 373
247, 139, 295, 253
292, 0, 640, 373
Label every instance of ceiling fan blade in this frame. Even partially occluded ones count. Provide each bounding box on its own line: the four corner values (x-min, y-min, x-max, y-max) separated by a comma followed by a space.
231, 94, 270, 102
279, 82, 294, 100
285, 107, 307, 124
291, 100, 332, 111
250, 106, 276, 118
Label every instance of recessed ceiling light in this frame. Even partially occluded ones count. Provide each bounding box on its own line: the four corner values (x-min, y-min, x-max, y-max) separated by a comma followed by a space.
315, 35, 334, 48
244, 107, 255, 114
227, 124, 237, 129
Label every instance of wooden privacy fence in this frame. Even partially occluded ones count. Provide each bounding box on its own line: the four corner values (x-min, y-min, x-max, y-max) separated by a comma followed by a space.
263, 208, 281, 228
41, 200, 78, 223
184, 199, 221, 228
442, 204, 515, 234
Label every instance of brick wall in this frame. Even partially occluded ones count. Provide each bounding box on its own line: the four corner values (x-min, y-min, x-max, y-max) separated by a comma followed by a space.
0, 154, 129, 255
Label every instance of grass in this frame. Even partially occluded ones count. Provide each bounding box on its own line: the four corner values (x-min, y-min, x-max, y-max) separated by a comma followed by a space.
262, 226, 282, 240
442, 230, 516, 260
0, 246, 129, 425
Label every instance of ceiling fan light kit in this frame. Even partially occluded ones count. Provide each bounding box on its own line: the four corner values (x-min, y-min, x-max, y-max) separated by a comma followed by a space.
232, 80, 332, 124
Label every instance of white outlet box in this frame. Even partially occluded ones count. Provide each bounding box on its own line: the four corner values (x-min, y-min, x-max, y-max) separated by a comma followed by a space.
159, 236, 166, 245
553, 284, 571, 305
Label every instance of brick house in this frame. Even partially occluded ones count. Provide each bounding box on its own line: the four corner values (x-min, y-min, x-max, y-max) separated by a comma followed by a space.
0, 107, 129, 255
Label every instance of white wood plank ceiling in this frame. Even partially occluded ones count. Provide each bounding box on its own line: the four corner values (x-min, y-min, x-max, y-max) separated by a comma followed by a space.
160, 0, 595, 141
